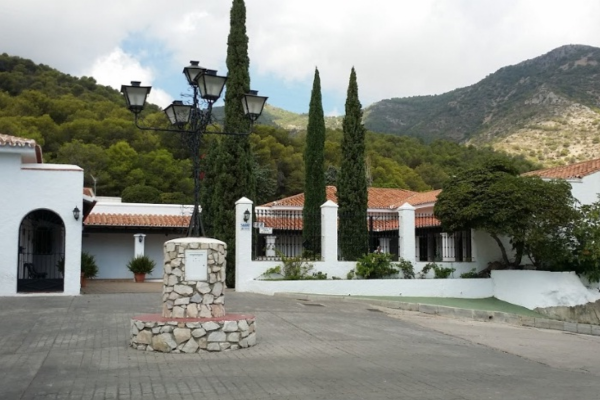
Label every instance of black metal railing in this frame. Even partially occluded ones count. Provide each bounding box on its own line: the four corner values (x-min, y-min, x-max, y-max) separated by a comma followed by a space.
253, 208, 322, 260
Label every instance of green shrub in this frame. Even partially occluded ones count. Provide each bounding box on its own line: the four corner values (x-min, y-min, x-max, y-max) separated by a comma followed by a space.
355, 253, 399, 279
460, 268, 481, 278
81, 252, 99, 278
56, 256, 65, 274
261, 252, 320, 280
397, 258, 415, 279
419, 262, 455, 279
126, 255, 156, 275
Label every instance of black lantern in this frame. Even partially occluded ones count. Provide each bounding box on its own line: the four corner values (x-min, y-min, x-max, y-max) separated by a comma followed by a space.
120, 81, 152, 114
183, 61, 206, 86
73, 206, 80, 221
164, 101, 192, 128
196, 70, 228, 102
242, 90, 268, 122
243, 209, 251, 222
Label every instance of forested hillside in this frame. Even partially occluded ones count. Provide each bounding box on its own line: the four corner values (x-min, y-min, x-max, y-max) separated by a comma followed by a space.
0, 53, 536, 205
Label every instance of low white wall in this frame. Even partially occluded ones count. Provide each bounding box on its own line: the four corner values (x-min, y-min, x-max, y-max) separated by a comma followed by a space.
492, 270, 600, 309
241, 278, 493, 298
237, 259, 492, 298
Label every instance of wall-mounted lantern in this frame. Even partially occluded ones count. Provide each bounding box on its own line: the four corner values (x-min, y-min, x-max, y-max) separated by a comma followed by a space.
73, 206, 80, 221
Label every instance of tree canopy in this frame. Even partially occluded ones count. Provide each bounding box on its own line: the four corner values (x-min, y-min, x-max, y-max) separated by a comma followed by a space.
434, 159, 578, 267
338, 68, 369, 260
302, 68, 326, 255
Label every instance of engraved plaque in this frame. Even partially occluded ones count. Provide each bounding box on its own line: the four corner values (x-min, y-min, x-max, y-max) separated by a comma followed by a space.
185, 249, 208, 281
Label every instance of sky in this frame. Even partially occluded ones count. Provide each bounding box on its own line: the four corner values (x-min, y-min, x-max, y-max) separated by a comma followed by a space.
2, 1, 600, 116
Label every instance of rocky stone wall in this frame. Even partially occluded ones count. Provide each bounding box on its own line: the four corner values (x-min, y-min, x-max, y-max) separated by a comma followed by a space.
130, 315, 256, 353
162, 238, 226, 318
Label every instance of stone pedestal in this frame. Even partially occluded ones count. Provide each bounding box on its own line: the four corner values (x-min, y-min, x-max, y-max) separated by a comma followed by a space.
129, 237, 258, 353
162, 238, 227, 318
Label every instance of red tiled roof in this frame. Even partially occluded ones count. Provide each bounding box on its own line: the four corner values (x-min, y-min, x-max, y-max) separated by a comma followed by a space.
85, 213, 190, 228
406, 189, 441, 206
261, 186, 439, 209
523, 158, 600, 179
0, 133, 36, 148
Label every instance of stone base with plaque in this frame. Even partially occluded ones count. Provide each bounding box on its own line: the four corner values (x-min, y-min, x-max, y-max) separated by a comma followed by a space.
129, 237, 257, 353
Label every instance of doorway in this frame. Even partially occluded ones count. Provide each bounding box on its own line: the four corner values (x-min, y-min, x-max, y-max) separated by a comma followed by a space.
18, 209, 65, 293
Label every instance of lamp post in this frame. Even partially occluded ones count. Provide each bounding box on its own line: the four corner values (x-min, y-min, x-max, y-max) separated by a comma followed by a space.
121, 61, 267, 237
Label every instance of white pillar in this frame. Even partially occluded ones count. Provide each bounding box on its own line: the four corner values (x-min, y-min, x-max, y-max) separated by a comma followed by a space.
397, 203, 416, 262
235, 197, 253, 291
469, 229, 476, 262
321, 200, 338, 262
265, 235, 277, 257
441, 232, 455, 261
133, 234, 146, 257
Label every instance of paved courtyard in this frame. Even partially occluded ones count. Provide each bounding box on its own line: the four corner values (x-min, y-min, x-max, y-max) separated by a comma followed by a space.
1, 286, 600, 399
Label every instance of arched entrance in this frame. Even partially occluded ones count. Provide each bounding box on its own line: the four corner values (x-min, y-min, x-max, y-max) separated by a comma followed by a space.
17, 209, 65, 293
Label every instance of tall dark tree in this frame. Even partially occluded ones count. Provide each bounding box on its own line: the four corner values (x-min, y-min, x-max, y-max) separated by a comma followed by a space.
302, 68, 327, 255
338, 68, 368, 260
209, 0, 255, 287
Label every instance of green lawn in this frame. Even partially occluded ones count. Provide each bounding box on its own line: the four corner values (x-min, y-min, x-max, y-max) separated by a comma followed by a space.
356, 296, 546, 318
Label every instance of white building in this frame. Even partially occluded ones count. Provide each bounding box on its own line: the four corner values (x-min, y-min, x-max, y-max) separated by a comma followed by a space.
0, 134, 89, 295
83, 197, 192, 279
523, 158, 600, 205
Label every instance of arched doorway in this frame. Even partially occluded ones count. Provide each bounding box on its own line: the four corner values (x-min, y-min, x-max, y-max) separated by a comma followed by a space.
17, 209, 65, 293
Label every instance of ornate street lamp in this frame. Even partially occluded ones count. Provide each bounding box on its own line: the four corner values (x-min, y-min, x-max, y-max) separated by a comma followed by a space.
121, 61, 267, 237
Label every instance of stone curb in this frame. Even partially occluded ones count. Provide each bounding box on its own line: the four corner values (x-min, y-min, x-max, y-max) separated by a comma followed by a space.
274, 292, 600, 337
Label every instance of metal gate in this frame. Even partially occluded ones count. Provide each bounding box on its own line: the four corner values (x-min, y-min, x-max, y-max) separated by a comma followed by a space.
17, 209, 65, 292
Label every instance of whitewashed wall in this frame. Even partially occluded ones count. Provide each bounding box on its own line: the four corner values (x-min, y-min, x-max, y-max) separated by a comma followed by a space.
83, 232, 174, 279
569, 173, 600, 205
492, 270, 600, 309
0, 152, 83, 295
241, 278, 494, 298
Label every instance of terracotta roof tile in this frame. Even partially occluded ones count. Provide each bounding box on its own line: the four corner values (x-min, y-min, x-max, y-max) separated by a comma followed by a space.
523, 158, 600, 179
85, 213, 190, 228
0, 133, 36, 148
406, 189, 441, 206
262, 186, 430, 209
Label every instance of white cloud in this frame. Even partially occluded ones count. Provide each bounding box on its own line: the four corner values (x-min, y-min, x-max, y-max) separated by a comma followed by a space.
1, 0, 600, 112
85, 47, 173, 109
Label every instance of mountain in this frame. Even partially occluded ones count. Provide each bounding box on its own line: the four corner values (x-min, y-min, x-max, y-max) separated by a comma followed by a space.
363, 44, 600, 166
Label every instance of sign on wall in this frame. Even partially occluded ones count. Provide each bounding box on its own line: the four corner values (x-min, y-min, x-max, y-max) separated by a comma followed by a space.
185, 249, 208, 281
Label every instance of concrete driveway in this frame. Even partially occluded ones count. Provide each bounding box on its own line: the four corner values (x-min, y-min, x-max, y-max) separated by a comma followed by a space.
1, 290, 599, 399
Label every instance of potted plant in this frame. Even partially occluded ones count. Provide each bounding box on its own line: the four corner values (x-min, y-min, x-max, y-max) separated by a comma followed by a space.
56, 256, 65, 277
127, 255, 155, 283
81, 252, 99, 287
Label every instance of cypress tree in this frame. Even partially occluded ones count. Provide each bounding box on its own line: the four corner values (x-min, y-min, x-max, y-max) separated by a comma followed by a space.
303, 68, 326, 256
338, 67, 368, 260
209, 0, 255, 287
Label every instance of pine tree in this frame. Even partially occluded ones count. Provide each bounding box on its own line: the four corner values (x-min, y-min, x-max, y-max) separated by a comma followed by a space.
302, 68, 326, 256
338, 67, 368, 260
209, 0, 255, 287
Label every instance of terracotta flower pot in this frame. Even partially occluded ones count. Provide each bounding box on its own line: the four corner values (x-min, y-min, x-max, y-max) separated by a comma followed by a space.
134, 273, 146, 283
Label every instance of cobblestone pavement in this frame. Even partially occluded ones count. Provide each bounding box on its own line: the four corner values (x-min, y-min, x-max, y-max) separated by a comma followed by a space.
1, 290, 600, 400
